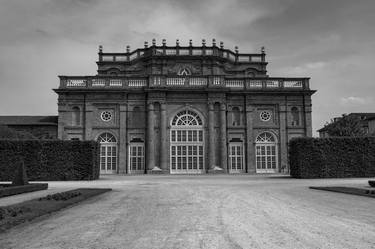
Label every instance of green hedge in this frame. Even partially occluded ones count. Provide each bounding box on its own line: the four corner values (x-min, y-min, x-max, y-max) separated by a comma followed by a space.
289, 137, 375, 178
0, 140, 100, 181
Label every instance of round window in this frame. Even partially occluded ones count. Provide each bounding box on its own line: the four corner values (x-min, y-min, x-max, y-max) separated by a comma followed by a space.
260, 111, 271, 122
101, 111, 112, 122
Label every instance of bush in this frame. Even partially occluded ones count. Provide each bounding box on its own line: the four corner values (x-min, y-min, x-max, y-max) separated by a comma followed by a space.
289, 137, 375, 178
39, 191, 82, 201
0, 140, 100, 181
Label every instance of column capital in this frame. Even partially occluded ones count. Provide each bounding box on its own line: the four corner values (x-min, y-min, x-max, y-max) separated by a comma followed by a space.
160, 102, 167, 110
147, 102, 154, 111
208, 102, 214, 111
220, 103, 226, 111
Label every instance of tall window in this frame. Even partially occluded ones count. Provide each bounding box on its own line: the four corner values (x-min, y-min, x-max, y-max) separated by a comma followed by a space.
72, 107, 80, 126
129, 143, 144, 174
229, 142, 244, 172
232, 107, 240, 126
170, 110, 204, 174
255, 132, 278, 173
291, 107, 300, 126
98, 133, 117, 174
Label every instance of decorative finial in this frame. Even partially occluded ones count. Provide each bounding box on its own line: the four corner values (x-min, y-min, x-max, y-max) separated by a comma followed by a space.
126, 45, 130, 53
162, 39, 166, 46
220, 41, 224, 49
261, 46, 265, 54
99, 45, 103, 53
189, 39, 192, 46
202, 39, 206, 46
176, 39, 179, 46
144, 41, 148, 48
235, 46, 239, 54
152, 38, 156, 46
212, 38, 216, 46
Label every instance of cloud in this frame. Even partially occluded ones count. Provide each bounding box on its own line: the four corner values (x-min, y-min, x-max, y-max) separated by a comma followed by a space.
340, 96, 374, 106
0, 0, 375, 138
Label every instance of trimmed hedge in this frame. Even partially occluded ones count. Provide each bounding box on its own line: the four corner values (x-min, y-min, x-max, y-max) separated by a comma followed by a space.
0, 183, 48, 198
289, 137, 375, 178
0, 140, 100, 181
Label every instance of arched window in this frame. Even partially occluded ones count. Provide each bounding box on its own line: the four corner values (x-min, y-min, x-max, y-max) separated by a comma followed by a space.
171, 110, 203, 126
232, 107, 240, 126
177, 67, 191, 76
255, 132, 278, 173
291, 107, 300, 126
170, 110, 204, 174
98, 133, 117, 174
72, 107, 80, 126
256, 132, 276, 143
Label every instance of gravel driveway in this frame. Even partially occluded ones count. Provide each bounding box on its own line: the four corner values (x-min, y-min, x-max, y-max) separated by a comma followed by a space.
1, 175, 375, 249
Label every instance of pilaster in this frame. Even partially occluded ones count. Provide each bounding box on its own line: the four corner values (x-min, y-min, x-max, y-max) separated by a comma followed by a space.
246, 103, 255, 173
208, 102, 215, 171
220, 103, 228, 172
146, 102, 155, 171
279, 104, 288, 172
84, 101, 93, 140
160, 102, 168, 171
119, 103, 127, 174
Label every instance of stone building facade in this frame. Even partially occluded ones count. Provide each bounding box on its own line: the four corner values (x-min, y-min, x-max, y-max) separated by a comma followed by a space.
55, 39, 315, 175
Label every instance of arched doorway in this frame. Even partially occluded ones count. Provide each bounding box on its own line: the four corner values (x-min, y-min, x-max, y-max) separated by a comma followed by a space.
255, 132, 278, 173
98, 132, 117, 174
170, 110, 204, 174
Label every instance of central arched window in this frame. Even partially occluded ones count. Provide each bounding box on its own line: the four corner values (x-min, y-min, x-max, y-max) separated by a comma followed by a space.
98, 133, 117, 174
171, 110, 203, 126
170, 110, 204, 174
255, 132, 278, 173
177, 67, 191, 76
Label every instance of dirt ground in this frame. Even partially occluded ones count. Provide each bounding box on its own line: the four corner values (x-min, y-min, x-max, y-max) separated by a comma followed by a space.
1, 175, 375, 249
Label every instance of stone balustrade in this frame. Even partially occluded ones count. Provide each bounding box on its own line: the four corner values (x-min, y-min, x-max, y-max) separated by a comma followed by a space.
98, 46, 265, 63
59, 76, 310, 91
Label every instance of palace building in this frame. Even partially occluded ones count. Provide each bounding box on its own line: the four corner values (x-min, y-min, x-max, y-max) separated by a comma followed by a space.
55, 39, 315, 175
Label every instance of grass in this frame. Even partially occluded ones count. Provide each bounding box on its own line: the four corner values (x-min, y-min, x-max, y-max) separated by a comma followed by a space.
0, 188, 111, 232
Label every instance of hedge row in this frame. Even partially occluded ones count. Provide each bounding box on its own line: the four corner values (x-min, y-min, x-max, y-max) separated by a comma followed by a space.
289, 137, 375, 178
0, 140, 100, 181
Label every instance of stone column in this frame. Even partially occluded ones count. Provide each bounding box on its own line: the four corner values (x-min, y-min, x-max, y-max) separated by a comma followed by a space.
279, 104, 288, 173
208, 102, 215, 170
246, 104, 256, 173
84, 102, 93, 140
220, 103, 228, 172
57, 103, 66, 140
118, 103, 127, 174
160, 102, 168, 171
147, 102, 155, 171
304, 96, 313, 137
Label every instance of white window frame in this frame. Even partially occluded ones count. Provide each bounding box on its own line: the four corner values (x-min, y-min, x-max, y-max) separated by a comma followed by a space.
128, 143, 145, 174
98, 133, 117, 174
229, 142, 244, 173
170, 110, 204, 174
255, 132, 278, 173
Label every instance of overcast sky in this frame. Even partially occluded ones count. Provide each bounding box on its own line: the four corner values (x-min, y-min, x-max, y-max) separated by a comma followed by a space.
0, 0, 374, 135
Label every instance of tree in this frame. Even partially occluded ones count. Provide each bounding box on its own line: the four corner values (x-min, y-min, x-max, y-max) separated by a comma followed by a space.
324, 114, 366, 137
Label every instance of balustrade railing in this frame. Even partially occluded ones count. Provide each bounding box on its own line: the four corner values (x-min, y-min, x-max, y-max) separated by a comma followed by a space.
98, 46, 266, 63
59, 76, 310, 91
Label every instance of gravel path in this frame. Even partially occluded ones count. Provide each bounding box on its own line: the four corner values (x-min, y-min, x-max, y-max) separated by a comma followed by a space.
1, 175, 375, 249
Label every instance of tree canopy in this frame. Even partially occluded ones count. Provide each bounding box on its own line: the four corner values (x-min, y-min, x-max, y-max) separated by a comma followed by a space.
324, 114, 366, 137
